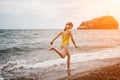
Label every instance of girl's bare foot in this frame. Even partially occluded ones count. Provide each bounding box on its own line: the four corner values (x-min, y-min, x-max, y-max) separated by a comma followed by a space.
68, 70, 71, 75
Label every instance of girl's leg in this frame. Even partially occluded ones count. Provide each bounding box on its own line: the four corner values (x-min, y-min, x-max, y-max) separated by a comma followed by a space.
66, 50, 71, 75
49, 46, 67, 58
49, 46, 71, 75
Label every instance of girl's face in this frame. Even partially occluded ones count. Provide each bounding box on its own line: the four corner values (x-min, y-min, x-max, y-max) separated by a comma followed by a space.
66, 25, 72, 30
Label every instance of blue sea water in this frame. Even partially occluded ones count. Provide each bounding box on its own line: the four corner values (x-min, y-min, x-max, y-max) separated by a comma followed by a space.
1, 29, 120, 66
1, 29, 120, 79
0, 29, 60, 65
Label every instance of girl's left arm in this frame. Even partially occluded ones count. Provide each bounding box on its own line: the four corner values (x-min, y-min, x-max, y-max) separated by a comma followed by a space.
70, 32, 78, 48
50, 31, 62, 45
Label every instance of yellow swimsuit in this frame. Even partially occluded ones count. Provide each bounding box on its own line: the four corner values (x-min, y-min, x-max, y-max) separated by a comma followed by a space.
61, 34, 70, 48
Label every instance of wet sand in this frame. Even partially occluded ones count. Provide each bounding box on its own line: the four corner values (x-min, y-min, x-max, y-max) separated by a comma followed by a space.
58, 57, 120, 80
69, 63, 120, 80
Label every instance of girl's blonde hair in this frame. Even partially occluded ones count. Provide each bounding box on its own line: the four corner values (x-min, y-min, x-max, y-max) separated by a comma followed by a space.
64, 22, 73, 31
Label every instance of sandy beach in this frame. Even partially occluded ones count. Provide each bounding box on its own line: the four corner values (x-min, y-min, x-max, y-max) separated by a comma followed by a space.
59, 57, 120, 80
72, 62, 120, 80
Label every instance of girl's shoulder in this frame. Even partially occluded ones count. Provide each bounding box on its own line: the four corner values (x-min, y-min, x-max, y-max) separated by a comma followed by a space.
59, 30, 64, 34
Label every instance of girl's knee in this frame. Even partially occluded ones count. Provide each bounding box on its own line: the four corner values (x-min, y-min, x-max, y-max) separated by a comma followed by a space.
61, 53, 66, 58
67, 54, 71, 59
67, 52, 71, 59
61, 55, 65, 58
68, 56, 70, 59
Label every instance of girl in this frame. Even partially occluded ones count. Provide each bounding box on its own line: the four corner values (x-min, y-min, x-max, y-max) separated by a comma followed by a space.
49, 22, 78, 75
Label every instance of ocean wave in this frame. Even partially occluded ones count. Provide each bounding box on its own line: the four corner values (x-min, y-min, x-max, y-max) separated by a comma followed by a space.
1, 47, 120, 69
24, 48, 120, 69
0, 47, 23, 53
1, 47, 120, 79
0, 45, 44, 54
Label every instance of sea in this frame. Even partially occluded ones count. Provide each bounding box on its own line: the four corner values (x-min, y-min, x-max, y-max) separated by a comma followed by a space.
1, 29, 120, 79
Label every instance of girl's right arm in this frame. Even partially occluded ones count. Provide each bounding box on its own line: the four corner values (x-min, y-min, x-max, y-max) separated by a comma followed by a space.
70, 31, 78, 48
50, 31, 63, 45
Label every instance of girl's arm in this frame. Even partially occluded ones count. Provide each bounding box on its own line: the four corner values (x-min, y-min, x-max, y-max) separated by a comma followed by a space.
50, 31, 62, 45
70, 31, 78, 48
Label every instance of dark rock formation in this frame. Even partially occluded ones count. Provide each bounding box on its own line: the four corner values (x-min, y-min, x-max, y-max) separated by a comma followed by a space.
77, 16, 119, 29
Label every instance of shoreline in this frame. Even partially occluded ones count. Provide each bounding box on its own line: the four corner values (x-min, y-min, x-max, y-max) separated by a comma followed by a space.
4, 57, 120, 80
2, 46, 120, 80
59, 59, 120, 80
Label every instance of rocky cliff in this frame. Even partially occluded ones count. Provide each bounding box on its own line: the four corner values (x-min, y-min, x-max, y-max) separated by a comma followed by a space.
77, 16, 119, 29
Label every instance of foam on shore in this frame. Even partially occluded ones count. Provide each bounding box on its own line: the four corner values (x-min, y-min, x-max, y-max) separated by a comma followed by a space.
2, 47, 120, 70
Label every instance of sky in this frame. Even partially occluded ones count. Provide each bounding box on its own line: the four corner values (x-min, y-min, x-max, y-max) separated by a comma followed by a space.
0, 0, 120, 29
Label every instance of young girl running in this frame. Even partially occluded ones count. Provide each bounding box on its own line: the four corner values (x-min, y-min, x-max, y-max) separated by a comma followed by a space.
49, 22, 78, 75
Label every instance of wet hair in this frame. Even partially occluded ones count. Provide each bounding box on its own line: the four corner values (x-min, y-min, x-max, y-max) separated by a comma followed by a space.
66, 22, 73, 27
64, 22, 73, 31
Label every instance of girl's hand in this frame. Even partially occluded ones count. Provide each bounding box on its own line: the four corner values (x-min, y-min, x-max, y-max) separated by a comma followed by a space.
75, 45, 78, 48
50, 41, 53, 45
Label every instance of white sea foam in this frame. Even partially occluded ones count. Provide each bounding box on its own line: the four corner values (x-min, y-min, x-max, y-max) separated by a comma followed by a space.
26, 47, 120, 68
4, 47, 120, 69
1, 47, 120, 80
0, 77, 4, 80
